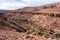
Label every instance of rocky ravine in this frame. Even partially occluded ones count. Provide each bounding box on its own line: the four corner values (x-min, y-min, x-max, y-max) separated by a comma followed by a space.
0, 2, 60, 40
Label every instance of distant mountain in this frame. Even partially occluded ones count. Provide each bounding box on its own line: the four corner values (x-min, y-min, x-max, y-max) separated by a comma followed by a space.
0, 10, 10, 13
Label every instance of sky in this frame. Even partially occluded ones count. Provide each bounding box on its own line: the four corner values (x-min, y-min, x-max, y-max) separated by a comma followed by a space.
0, 0, 60, 10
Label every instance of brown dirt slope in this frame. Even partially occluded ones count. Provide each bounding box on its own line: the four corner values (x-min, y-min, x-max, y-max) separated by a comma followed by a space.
1, 2, 60, 40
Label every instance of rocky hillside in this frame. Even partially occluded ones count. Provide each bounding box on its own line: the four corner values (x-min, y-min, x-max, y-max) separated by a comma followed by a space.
0, 2, 60, 40
6, 2, 60, 32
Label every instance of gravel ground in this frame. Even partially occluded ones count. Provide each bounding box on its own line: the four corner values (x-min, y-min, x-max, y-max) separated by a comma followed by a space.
0, 29, 58, 40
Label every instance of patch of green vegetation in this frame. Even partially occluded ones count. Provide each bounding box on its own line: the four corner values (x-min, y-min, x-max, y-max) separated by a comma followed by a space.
37, 26, 47, 36
9, 18, 29, 24
55, 33, 60, 38
38, 31, 47, 36
13, 19, 28, 24
25, 24, 35, 33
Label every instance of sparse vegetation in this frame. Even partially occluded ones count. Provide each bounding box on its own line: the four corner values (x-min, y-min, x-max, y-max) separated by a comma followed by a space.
9, 18, 47, 35
9, 18, 35, 33
25, 24, 35, 33
38, 31, 47, 36
8, 18, 60, 39
55, 33, 60, 38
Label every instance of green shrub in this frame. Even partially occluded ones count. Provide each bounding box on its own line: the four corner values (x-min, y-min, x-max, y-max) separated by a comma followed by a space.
55, 33, 60, 38
38, 31, 47, 36
35, 26, 47, 36
15, 19, 28, 24
25, 24, 35, 33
